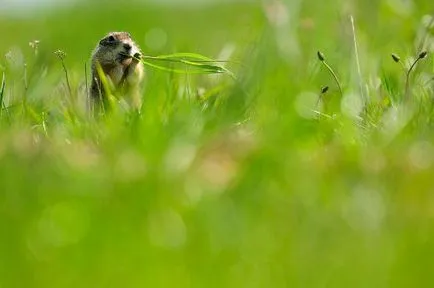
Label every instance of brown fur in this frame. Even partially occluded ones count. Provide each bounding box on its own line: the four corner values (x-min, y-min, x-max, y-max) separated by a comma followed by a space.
90, 32, 144, 113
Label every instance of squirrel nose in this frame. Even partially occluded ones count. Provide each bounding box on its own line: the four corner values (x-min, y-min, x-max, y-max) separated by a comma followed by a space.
123, 43, 132, 51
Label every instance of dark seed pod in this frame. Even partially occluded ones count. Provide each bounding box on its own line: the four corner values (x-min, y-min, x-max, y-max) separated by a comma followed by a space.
391, 53, 401, 63
321, 86, 329, 94
317, 51, 325, 61
419, 51, 428, 59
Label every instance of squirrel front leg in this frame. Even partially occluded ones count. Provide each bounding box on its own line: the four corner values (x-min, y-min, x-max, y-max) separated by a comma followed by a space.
122, 53, 144, 110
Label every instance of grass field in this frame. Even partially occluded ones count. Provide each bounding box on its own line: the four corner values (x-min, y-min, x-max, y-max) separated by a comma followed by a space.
1, 0, 434, 287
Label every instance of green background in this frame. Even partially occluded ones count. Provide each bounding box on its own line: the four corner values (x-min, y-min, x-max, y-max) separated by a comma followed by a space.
1, 0, 434, 287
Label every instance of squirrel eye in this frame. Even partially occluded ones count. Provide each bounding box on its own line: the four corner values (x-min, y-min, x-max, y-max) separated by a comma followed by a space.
100, 35, 116, 46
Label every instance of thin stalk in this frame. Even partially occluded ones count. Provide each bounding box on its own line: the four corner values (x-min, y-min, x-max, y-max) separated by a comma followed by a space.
61, 59, 72, 98
317, 51, 343, 98
54, 50, 72, 101
350, 15, 366, 104
85, 62, 90, 116
405, 51, 428, 101
24, 63, 28, 92
22, 63, 28, 116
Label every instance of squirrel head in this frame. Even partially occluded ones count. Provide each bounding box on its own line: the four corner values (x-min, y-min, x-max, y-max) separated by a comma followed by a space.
94, 32, 141, 66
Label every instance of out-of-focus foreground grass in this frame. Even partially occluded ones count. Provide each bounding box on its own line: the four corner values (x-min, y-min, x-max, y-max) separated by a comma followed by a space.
1, 0, 434, 287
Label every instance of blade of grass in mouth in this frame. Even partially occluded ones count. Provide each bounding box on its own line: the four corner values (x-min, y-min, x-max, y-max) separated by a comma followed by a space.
125, 52, 235, 77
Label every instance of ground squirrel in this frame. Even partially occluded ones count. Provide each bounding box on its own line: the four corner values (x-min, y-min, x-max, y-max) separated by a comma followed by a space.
90, 31, 145, 112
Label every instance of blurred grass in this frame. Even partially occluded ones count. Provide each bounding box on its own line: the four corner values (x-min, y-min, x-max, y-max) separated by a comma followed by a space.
1, 0, 434, 287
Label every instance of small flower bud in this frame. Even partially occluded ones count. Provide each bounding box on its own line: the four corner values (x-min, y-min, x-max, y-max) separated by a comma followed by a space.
29, 40, 40, 49
54, 50, 66, 60
317, 51, 325, 61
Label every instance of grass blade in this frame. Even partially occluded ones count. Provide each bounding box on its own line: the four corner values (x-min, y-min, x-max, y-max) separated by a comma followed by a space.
0, 72, 5, 109
146, 52, 215, 61
139, 52, 235, 78
142, 59, 226, 75
0, 72, 5, 119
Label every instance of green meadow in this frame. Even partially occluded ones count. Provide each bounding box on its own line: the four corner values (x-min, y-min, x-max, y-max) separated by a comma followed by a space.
1, 0, 434, 286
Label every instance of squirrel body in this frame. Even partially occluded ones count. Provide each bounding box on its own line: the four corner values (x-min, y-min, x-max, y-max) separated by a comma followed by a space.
90, 31, 144, 111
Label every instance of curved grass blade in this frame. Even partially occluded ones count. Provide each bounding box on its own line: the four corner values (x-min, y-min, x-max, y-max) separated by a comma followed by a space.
141, 59, 227, 75
147, 52, 215, 61
137, 52, 235, 78
143, 54, 241, 65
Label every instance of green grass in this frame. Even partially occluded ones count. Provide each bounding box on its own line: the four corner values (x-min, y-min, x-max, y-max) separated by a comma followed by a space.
1, 1, 434, 287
